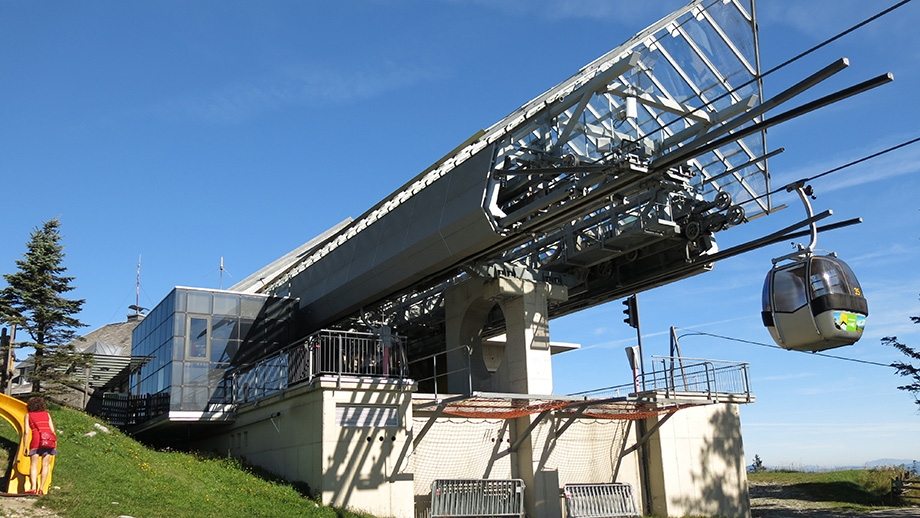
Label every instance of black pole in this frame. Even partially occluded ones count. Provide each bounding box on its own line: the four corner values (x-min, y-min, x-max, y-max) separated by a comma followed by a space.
635, 295, 644, 391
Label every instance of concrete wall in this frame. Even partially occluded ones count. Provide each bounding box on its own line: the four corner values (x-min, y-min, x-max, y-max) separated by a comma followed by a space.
409, 413, 644, 517
202, 378, 415, 518
198, 384, 748, 518
410, 403, 750, 518
645, 404, 750, 518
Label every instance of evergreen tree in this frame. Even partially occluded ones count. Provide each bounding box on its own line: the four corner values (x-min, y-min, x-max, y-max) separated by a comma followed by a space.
750, 454, 766, 473
0, 219, 88, 394
883, 311, 920, 410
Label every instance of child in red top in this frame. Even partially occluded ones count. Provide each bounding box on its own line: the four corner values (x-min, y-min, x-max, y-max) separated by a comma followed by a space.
23, 396, 56, 494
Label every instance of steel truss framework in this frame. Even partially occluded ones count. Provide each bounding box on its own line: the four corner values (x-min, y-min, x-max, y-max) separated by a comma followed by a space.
243, 0, 888, 362
359, 0, 771, 341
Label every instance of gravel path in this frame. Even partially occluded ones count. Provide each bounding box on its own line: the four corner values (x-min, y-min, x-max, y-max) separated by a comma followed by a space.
750, 481, 920, 518
0, 494, 61, 518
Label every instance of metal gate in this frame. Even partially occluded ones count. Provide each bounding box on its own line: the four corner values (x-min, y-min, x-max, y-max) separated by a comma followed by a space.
430, 479, 525, 518
563, 483, 638, 518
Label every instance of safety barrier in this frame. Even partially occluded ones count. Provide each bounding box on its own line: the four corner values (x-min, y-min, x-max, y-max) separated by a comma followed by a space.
571, 357, 751, 402
430, 479, 525, 518
563, 483, 639, 518
231, 328, 408, 404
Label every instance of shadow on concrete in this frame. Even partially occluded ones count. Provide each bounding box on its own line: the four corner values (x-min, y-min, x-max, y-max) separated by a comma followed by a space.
666, 405, 748, 517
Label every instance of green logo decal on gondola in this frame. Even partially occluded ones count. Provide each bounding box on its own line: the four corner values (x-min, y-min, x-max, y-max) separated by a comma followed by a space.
833, 311, 865, 333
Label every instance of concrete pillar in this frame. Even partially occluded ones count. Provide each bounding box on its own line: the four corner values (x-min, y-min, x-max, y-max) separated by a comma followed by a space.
444, 276, 567, 518
445, 276, 566, 395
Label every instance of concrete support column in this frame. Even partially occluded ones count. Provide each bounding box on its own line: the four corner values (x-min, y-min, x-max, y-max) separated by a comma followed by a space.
444, 276, 567, 518
445, 276, 566, 395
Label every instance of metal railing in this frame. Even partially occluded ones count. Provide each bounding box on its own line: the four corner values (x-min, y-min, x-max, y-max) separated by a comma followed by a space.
98, 392, 170, 426
409, 345, 472, 400
571, 356, 751, 401
231, 329, 408, 405
564, 483, 639, 518
646, 356, 751, 401
430, 479, 525, 518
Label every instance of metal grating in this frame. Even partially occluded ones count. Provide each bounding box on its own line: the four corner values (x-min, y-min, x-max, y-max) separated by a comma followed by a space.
430, 479, 525, 518
564, 483, 639, 518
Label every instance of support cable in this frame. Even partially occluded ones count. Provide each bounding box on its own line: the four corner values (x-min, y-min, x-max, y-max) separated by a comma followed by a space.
674, 328, 894, 368
738, 135, 920, 210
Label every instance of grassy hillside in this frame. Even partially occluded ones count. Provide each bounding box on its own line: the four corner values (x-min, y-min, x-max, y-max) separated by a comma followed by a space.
0, 404, 374, 518
749, 468, 911, 509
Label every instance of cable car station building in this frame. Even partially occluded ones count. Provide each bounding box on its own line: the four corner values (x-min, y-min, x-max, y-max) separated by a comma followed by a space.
110, 0, 881, 516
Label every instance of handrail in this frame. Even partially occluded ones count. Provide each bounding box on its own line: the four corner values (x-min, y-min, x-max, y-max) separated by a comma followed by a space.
231, 328, 409, 405
569, 357, 751, 401
409, 345, 472, 399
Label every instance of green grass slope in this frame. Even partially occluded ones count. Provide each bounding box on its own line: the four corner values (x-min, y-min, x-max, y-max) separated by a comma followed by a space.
1, 404, 374, 518
749, 468, 911, 510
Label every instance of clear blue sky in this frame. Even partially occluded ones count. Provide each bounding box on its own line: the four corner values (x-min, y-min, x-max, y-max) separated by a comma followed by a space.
1, 0, 918, 468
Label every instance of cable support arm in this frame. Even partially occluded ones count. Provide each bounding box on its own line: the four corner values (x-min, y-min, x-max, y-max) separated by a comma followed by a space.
650, 72, 894, 172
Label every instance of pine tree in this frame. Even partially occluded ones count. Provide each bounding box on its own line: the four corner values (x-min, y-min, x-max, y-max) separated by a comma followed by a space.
751, 454, 766, 473
0, 219, 88, 394
883, 313, 920, 410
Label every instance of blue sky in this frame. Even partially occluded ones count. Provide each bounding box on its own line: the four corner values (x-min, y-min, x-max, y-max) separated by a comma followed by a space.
1, 0, 918, 468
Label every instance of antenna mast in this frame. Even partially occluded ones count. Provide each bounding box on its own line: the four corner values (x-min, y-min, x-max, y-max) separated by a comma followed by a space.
136, 254, 141, 309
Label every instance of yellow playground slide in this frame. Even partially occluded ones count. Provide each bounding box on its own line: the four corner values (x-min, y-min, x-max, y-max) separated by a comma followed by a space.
0, 393, 54, 494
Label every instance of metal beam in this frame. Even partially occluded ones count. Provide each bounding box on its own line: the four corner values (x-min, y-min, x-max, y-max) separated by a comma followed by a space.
652, 72, 893, 171
620, 411, 676, 457
502, 408, 554, 457
701, 147, 784, 186
661, 57, 850, 153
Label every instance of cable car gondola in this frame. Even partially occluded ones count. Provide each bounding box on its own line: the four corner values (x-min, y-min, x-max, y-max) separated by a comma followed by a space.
761, 185, 868, 352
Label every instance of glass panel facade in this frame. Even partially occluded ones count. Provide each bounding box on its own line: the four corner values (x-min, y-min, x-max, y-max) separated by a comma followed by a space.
130, 287, 297, 414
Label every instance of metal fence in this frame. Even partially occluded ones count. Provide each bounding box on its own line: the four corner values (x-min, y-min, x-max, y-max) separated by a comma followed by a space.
98, 392, 170, 426
232, 329, 407, 405
430, 479, 525, 518
570, 356, 751, 402
645, 356, 751, 400
563, 483, 639, 518
409, 345, 472, 399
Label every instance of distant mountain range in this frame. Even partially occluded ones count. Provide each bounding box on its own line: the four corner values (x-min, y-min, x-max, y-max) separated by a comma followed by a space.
864, 459, 918, 470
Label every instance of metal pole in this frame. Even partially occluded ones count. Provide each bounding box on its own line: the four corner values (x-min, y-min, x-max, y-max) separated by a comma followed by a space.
635, 295, 645, 392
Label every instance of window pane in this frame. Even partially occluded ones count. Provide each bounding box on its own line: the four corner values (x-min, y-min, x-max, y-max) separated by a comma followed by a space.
173, 337, 185, 361
173, 315, 185, 337
837, 260, 863, 296
211, 317, 238, 341
187, 291, 212, 313
183, 362, 209, 386
213, 293, 240, 316
810, 257, 862, 297
762, 274, 772, 312
772, 266, 807, 312
188, 317, 209, 359
241, 296, 264, 318
211, 339, 229, 363
175, 289, 187, 312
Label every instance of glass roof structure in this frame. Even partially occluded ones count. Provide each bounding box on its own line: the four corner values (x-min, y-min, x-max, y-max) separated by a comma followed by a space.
486, 0, 769, 229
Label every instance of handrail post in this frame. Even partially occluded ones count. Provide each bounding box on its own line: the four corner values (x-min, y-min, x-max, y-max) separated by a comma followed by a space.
706, 362, 714, 399
743, 364, 751, 401
433, 354, 439, 402
466, 345, 472, 395
337, 334, 343, 389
